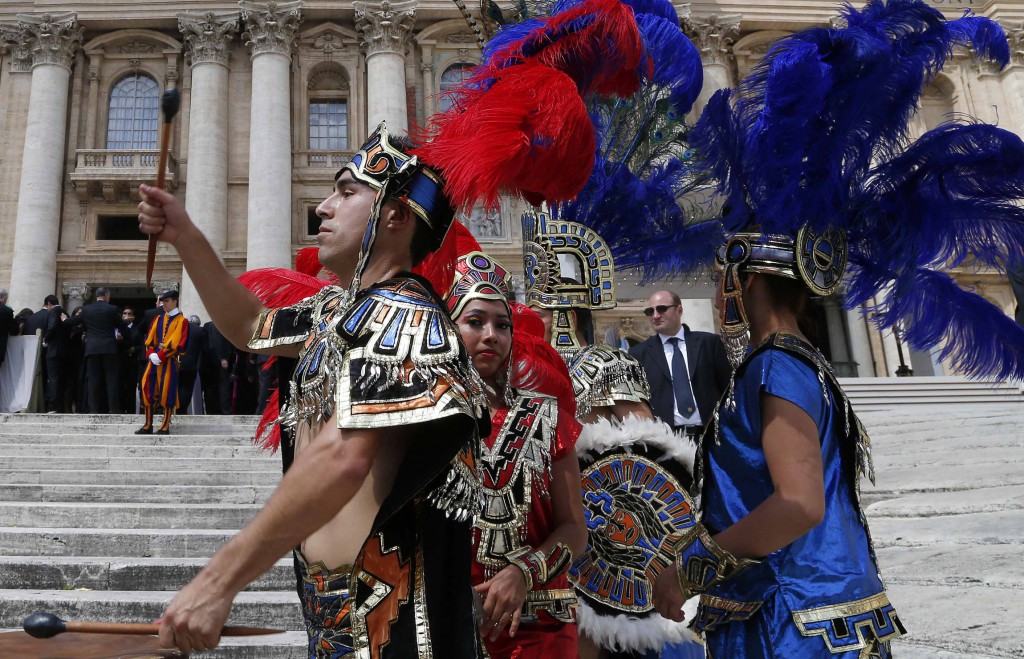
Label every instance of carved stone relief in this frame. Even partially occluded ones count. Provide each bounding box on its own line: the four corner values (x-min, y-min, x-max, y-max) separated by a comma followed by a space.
179, 11, 239, 66
240, 1, 303, 58
354, 0, 416, 56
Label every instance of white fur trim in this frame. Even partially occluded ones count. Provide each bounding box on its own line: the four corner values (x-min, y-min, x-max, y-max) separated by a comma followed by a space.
575, 597, 699, 652
576, 415, 696, 477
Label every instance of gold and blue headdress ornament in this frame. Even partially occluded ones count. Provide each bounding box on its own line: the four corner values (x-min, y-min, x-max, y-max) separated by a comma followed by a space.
689, 0, 1024, 377
511, 0, 713, 357
445, 251, 513, 321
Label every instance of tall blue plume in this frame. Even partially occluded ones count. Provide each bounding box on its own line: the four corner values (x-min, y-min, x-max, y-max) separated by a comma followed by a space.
687, 0, 1024, 381
548, 0, 715, 282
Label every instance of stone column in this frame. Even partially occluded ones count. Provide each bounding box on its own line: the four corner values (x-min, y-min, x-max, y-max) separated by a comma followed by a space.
683, 14, 740, 117
84, 64, 100, 148
5, 13, 83, 312
178, 11, 239, 323
845, 304, 875, 377
355, 0, 416, 133
822, 296, 851, 374
241, 1, 302, 271
61, 282, 90, 315
1001, 24, 1024, 132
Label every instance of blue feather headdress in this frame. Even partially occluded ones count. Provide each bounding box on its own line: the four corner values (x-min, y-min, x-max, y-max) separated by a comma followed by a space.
688, 0, 1024, 380
541, 0, 720, 284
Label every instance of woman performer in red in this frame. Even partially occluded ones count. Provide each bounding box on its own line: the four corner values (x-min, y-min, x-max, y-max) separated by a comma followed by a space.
444, 250, 587, 658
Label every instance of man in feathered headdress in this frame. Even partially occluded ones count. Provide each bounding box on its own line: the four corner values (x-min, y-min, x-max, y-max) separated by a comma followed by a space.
137, 0, 656, 655
652, 1, 1024, 657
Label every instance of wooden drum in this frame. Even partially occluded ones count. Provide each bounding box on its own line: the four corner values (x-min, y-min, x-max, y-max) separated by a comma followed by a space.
0, 631, 187, 658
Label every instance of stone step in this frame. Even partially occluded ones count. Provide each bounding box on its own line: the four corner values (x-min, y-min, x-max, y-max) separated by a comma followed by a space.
839, 376, 1022, 391
2, 469, 281, 487
0, 527, 238, 558
0, 502, 259, 530
0, 444, 270, 460
0, 556, 295, 592
0, 629, 309, 659
200, 631, 307, 659
866, 484, 1024, 518
0, 456, 276, 472
0, 589, 305, 631
3, 433, 258, 446
0, 483, 275, 505
868, 510, 1024, 548
0, 413, 259, 428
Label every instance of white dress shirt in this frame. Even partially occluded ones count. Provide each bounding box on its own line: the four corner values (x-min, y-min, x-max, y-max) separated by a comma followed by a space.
660, 329, 701, 427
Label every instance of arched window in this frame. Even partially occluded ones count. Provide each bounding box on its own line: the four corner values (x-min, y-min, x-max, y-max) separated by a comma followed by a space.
106, 74, 160, 150
308, 66, 350, 151
438, 63, 474, 113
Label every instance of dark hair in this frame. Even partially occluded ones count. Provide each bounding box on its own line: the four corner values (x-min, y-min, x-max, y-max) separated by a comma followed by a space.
44, 294, 59, 306
667, 290, 682, 306
16, 308, 32, 320
410, 219, 435, 267
574, 308, 595, 345
759, 274, 819, 344
95, 287, 110, 298
122, 306, 135, 315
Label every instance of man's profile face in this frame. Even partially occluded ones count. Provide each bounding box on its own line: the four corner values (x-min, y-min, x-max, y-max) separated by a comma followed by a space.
646, 291, 683, 336
314, 172, 378, 274
161, 297, 178, 312
531, 306, 554, 343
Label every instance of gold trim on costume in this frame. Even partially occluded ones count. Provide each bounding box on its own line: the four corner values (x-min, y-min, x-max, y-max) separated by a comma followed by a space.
792, 592, 904, 657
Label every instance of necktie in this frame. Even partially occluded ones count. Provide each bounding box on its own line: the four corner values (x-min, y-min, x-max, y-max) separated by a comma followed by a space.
669, 337, 697, 418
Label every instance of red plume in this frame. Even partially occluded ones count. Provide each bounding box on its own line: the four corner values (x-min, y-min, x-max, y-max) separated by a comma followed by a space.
511, 323, 582, 453
413, 61, 595, 211
238, 269, 331, 309
511, 301, 547, 340
413, 220, 481, 297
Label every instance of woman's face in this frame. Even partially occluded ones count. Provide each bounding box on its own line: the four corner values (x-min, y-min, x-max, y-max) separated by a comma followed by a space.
455, 299, 512, 381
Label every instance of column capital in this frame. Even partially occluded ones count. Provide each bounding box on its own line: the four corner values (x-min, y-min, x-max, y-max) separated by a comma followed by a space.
179, 11, 239, 67
240, 1, 303, 59
354, 0, 416, 57
683, 14, 741, 67
5, 12, 83, 71
61, 282, 90, 302
1008, 21, 1024, 68
151, 281, 180, 297
0, 23, 32, 72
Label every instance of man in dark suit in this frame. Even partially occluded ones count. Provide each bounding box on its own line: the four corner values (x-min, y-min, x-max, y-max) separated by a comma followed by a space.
629, 290, 731, 439
177, 315, 204, 413
203, 321, 234, 414
0, 289, 15, 370
79, 287, 127, 413
40, 295, 69, 412
118, 306, 143, 413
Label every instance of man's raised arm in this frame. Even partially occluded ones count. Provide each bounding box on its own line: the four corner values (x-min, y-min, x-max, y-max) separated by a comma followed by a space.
138, 184, 294, 356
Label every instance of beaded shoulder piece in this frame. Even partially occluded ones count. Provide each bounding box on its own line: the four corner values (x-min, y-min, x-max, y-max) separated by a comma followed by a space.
567, 344, 651, 419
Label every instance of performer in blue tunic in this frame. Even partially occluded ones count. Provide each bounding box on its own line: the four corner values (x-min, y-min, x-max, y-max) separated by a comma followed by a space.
652, 1, 1024, 657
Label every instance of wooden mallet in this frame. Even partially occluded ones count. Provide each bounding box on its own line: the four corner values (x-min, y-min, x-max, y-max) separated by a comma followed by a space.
145, 88, 181, 288
23, 611, 283, 639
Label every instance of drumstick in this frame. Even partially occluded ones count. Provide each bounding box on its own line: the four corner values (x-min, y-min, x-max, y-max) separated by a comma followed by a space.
23, 611, 283, 638
145, 88, 181, 288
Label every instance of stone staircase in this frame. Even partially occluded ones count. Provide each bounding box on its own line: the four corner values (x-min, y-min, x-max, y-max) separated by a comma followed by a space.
839, 376, 1024, 412
0, 413, 307, 658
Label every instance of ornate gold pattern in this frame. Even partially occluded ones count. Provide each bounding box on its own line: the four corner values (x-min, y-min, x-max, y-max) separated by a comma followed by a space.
475, 392, 558, 575
567, 344, 651, 417
792, 591, 904, 657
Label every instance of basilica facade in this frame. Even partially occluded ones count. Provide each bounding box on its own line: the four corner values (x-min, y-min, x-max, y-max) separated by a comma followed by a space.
1, 0, 1022, 378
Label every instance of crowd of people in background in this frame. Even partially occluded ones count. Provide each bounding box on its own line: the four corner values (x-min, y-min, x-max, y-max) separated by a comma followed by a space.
0, 287, 278, 416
